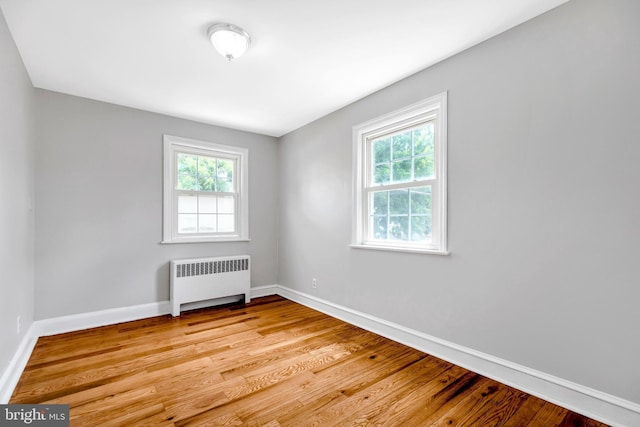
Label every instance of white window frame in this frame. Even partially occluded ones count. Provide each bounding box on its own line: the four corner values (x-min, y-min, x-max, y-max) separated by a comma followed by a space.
162, 134, 249, 243
351, 92, 448, 255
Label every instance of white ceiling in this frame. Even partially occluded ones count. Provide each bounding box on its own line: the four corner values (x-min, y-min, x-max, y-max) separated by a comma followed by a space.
0, 0, 568, 137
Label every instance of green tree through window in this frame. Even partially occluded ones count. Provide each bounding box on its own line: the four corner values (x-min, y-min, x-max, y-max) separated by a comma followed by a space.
370, 123, 435, 242
176, 153, 233, 192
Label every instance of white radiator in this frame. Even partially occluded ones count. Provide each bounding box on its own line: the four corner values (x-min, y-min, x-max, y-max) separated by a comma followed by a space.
170, 255, 251, 316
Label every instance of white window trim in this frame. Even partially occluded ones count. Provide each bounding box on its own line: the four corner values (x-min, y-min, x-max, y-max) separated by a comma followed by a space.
162, 134, 249, 244
351, 92, 448, 255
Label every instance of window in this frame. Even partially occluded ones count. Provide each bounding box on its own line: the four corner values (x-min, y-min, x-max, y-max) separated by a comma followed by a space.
163, 135, 248, 243
352, 92, 447, 254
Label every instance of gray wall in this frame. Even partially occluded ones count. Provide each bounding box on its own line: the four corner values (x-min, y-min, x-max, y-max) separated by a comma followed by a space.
0, 9, 35, 378
278, 0, 640, 404
35, 90, 279, 320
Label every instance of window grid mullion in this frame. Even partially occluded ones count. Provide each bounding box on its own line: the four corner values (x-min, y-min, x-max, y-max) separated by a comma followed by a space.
386, 191, 390, 240
215, 194, 220, 232
408, 188, 412, 241
195, 155, 200, 192
196, 193, 200, 232
411, 129, 415, 182
213, 158, 218, 192
389, 143, 394, 185
388, 136, 392, 185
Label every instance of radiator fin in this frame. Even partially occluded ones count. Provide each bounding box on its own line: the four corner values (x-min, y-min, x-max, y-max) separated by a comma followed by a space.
176, 258, 249, 278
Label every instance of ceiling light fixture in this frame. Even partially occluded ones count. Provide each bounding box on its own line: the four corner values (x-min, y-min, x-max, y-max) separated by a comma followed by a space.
207, 23, 251, 62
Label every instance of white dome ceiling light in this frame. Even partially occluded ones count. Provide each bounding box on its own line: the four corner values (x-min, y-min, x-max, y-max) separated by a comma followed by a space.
207, 23, 251, 62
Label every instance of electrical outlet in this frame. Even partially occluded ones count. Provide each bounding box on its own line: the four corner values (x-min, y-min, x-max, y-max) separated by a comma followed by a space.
312, 278, 317, 288
16, 316, 21, 335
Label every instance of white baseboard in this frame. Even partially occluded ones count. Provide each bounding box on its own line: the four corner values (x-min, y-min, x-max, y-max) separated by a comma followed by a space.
250, 284, 279, 298
3, 286, 638, 426
273, 285, 640, 427
0, 323, 39, 403
30, 284, 280, 339
37, 301, 172, 337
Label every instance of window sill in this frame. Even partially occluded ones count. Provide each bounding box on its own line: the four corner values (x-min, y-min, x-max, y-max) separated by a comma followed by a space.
349, 244, 450, 256
161, 238, 251, 244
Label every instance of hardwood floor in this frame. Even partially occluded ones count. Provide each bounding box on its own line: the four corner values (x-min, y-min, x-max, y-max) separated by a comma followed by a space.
11, 296, 607, 426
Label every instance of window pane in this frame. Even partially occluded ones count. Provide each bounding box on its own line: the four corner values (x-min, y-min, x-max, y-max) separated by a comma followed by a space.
216, 179, 232, 192
373, 138, 391, 164
216, 159, 234, 192
198, 156, 217, 177
178, 195, 197, 213
218, 214, 235, 232
178, 214, 197, 233
372, 216, 388, 239
373, 191, 388, 215
199, 195, 217, 214
374, 164, 390, 185
177, 174, 197, 190
198, 214, 216, 232
389, 216, 408, 240
392, 159, 412, 183
411, 216, 432, 241
217, 159, 234, 182
197, 175, 216, 192
177, 154, 197, 175
410, 186, 432, 214
389, 190, 409, 215
392, 131, 412, 159
413, 124, 434, 156
218, 196, 235, 214
414, 156, 434, 180
177, 154, 236, 193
